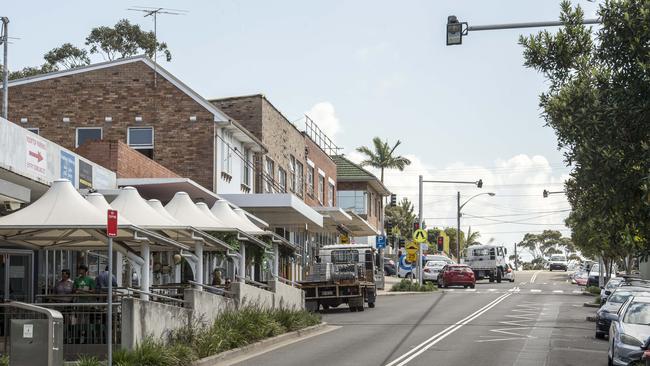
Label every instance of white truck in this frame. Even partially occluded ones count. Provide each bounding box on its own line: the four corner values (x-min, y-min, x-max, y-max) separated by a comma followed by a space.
301, 244, 377, 312
464, 244, 509, 283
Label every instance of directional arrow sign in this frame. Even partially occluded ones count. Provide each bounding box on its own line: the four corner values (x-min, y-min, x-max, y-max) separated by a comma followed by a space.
413, 229, 427, 243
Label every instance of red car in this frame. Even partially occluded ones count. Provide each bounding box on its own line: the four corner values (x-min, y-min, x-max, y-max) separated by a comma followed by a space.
437, 264, 476, 288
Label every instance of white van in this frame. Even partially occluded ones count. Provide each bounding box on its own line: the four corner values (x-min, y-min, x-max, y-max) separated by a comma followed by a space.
549, 254, 568, 271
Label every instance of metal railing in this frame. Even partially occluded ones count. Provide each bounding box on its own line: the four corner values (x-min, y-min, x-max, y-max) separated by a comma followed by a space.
236, 276, 270, 289
273, 275, 301, 288
123, 288, 186, 307
0, 301, 63, 365
188, 281, 234, 297
39, 302, 120, 360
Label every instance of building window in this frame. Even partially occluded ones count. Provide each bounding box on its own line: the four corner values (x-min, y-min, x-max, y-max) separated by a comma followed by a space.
328, 183, 335, 207
307, 166, 315, 196
76, 127, 102, 148
296, 161, 304, 197
289, 156, 296, 192
220, 130, 234, 175
242, 148, 251, 187
264, 157, 275, 193
337, 191, 367, 214
127, 127, 154, 158
278, 168, 287, 193
318, 174, 325, 204
368, 192, 373, 215
26, 128, 39, 135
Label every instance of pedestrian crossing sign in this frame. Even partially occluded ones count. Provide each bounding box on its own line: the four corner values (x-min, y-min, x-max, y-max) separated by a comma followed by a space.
413, 229, 427, 243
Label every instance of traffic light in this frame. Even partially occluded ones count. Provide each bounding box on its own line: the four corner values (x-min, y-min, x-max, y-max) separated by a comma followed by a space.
398, 238, 405, 246
390, 194, 397, 206
385, 220, 393, 232
477, 179, 483, 188
543, 189, 549, 198
437, 236, 444, 252
427, 231, 436, 244
413, 222, 420, 231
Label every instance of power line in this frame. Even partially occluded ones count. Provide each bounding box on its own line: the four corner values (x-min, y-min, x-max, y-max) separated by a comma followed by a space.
463, 209, 571, 218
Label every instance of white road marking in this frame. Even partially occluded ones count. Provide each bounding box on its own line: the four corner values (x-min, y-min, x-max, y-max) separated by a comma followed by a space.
465, 288, 476, 292
530, 289, 542, 293
552, 290, 563, 293
529, 271, 542, 284
572, 290, 582, 294
520, 282, 527, 285
488, 289, 497, 292
386, 293, 512, 366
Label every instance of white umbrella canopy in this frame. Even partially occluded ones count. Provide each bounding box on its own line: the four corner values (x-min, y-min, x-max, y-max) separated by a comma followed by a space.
0, 180, 189, 250
86, 193, 133, 226
165, 192, 229, 231
147, 199, 182, 224
211, 200, 265, 235
110, 187, 180, 229
196, 202, 236, 230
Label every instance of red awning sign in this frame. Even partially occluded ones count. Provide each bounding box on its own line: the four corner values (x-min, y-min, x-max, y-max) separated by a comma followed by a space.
107, 210, 118, 237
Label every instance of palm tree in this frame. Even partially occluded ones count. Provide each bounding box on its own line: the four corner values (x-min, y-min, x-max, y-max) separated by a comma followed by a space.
356, 137, 411, 182
465, 226, 481, 246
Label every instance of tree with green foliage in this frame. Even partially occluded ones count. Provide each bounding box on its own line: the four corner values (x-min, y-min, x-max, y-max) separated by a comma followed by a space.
517, 230, 574, 260
520, 0, 649, 269
356, 137, 411, 183
385, 198, 416, 241
44, 43, 90, 69
86, 19, 171, 62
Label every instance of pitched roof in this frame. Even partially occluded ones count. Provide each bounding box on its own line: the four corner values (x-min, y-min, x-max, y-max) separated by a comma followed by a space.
332, 155, 390, 196
6, 55, 265, 152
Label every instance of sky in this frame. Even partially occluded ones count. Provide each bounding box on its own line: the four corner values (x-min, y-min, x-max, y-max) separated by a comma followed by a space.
3, 0, 602, 259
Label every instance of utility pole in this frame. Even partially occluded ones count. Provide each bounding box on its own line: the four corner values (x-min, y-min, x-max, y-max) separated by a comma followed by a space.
514, 243, 518, 271
1, 17, 9, 119
456, 192, 461, 263
418, 175, 423, 285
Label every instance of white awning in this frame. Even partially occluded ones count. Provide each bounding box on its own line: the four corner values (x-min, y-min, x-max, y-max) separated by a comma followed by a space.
109, 187, 180, 229
0, 179, 190, 251
221, 193, 323, 228
86, 193, 133, 226
346, 210, 380, 236
211, 200, 265, 235
164, 192, 228, 231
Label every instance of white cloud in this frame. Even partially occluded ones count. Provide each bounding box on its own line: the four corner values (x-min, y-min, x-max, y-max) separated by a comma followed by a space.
343, 152, 572, 260
306, 102, 341, 140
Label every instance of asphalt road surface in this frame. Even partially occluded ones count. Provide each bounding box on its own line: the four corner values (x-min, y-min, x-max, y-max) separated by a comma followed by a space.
234, 271, 608, 366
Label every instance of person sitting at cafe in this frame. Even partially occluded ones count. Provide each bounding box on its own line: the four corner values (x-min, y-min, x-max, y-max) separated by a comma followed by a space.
95, 266, 117, 293
54, 269, 73, 302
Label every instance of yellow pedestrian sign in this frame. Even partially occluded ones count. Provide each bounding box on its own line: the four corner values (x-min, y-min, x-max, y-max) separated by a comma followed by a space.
405, 242, 419, 255
413, 229, 427, 243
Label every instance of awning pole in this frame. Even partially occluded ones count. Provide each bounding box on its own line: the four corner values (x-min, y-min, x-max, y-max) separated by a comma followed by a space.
194, 241, 204, 290
141, 243, 150, 301
239, 243, 246, 283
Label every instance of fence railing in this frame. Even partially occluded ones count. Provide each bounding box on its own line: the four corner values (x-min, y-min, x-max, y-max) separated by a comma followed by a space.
273, 275, 301, 288
236, 276, 270, 289
122, 288, 186, 307
188, 281, 234, 297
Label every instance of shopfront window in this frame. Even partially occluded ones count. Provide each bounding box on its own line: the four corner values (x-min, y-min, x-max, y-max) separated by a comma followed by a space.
337, 191, 367, 214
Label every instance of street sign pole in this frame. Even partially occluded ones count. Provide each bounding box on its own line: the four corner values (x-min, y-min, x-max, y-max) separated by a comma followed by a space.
106, 209, 118, 366
418, 175, 423, 285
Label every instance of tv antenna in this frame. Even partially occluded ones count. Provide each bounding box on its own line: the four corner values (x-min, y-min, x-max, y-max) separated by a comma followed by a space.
127, 6, 187, 86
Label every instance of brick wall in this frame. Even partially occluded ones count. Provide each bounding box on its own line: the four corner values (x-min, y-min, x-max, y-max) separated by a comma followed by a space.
75, 140, 180, 179
303, 134, 337, 207
4, 60, 216, 189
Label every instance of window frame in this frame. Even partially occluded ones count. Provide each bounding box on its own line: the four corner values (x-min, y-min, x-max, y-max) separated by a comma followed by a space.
241, 148, 251, 186
278, 168, 287, 193
318, 173, 325, 204
264, 157, 275, 193
127, 126, 154, 149
75, 127, 103, 148
295, 161, 304, 197
307, 166, 315, 196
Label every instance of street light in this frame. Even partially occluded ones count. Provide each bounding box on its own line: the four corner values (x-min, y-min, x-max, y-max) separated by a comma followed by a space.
458, 192, 496, 263
445, 15, 600, 46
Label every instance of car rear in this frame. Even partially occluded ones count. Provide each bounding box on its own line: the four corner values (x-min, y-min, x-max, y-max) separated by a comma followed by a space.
444, 265, 476, 287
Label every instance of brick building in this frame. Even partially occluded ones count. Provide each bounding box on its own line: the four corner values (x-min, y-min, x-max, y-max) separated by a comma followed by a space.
2, 56, 264, 195
332, 155, 390, 245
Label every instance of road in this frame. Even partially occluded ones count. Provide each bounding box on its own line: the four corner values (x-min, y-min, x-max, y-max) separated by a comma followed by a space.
234, 271, 608, 366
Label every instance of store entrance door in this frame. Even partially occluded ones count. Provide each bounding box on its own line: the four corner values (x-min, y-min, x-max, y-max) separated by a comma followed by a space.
0, 250, 34, 302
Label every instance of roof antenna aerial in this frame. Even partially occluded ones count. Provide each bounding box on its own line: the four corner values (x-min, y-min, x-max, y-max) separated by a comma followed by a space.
127, 6, 187, 86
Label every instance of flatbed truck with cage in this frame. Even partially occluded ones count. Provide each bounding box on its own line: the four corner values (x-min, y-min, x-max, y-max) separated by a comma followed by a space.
300, 244, 377, 312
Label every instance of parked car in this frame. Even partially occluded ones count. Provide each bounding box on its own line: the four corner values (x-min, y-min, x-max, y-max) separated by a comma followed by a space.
503, 263, 516, 283
588, 263, 617, 287
437, 264, 476, 289
575, 270, 589, 286
608, 296, 650, 365
601, 278, 624, 304
423, 260, 447, 283
549, 254, 568, 271
384, 258, 396, 276
596, 287, 650, 339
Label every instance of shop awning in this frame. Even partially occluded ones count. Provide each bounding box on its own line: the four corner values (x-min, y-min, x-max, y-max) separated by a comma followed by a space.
0, 179, 189, 251
345, 210, 380, 236
312, 206, 352, 232
221, 193, 323, 228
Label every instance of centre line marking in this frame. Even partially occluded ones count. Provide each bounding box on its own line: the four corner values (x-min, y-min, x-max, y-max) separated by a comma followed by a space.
529, 270, 542, 284
530, 289, 542, 293
385, 293, 512, 366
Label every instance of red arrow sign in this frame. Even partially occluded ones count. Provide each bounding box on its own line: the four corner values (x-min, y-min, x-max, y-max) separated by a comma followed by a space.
28, 150, 44, 162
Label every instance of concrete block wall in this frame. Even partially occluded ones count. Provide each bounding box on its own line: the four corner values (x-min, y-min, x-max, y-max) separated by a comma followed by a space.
184, 288, 235, 326
230, 282, 275, 309
269, 280, 305, 310
121, 297, 192, 350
